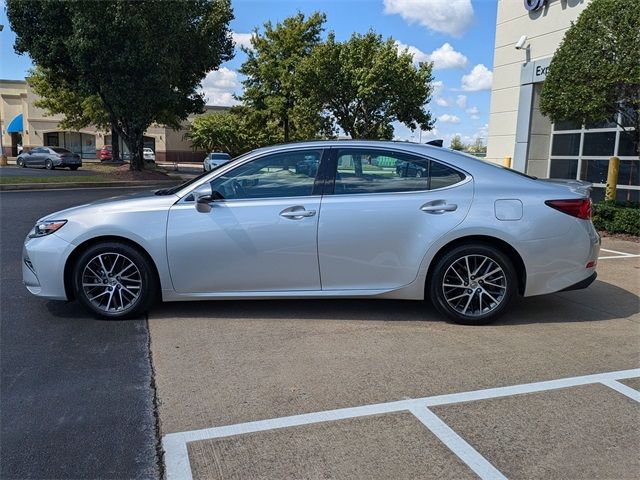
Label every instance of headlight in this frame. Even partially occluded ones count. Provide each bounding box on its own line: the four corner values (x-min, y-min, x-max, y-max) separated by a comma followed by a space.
28, 220, 67, 238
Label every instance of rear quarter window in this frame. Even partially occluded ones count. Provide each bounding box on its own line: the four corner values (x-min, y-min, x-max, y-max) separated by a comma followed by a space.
429, 161, 466, 189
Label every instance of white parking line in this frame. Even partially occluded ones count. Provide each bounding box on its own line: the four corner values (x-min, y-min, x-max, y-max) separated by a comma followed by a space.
163, 368, 640, 480
598, 248, 640, 260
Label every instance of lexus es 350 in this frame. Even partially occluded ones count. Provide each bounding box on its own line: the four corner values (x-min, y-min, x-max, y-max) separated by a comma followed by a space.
22, 141, 599, 325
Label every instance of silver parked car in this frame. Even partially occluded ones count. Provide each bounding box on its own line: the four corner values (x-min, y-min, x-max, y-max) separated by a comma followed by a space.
22, 141, 599, 324
203, 151, 231, 171
17, 146, 82, 170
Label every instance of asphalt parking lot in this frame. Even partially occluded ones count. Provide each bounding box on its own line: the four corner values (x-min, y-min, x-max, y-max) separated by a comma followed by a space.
1, 187, 638, 479
150, 240, 640, 479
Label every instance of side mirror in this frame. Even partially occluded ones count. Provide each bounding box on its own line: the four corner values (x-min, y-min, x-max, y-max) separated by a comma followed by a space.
193, 184, 213, 213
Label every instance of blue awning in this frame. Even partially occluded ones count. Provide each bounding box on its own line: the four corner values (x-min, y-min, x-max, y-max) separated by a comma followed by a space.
7, 113, 23, 133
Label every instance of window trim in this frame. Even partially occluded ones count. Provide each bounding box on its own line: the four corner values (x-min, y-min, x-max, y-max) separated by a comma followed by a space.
323, 147, 469, 196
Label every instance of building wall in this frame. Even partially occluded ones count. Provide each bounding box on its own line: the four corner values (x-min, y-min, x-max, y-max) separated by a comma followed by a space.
487, 0, 590, 167
1, 79, 228, 161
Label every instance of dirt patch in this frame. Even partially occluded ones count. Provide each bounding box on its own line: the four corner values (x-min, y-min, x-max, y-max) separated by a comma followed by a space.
86, 163, 172, 181
598, 231, 640, 243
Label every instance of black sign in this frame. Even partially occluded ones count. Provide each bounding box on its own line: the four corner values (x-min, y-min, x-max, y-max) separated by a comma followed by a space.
524, 0, 547, 11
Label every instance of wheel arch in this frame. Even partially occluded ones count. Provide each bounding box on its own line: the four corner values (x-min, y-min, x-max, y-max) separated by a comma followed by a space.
425, 235, 527, 296
63, 235, 161, 301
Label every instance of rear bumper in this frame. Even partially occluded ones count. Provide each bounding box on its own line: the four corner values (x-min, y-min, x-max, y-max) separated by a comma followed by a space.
561, 272, 597, 292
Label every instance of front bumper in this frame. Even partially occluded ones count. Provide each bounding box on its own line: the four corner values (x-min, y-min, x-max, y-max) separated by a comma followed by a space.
22, 233, 75, 300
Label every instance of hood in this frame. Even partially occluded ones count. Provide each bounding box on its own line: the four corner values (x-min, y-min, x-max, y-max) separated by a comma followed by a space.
39, 189, 177, 223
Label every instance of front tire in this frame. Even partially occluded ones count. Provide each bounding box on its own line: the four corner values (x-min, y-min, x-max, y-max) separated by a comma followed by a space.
17, 157, 25, 168
73, 242, 158, 319
429, 244, 517, 325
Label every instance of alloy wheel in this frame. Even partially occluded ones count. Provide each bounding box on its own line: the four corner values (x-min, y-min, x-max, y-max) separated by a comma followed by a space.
441, 254, 507, 317
81, 253, 142, 313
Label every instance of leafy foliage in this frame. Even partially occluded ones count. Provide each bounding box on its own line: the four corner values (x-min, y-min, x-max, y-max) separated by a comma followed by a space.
186, 111, 253, 157
592, 202, 640, 236
7, 0, 234, 169
238, 12, 333, 142
449, 135, 465, 151
539, 0, 640, 156
297, 31, 434, 139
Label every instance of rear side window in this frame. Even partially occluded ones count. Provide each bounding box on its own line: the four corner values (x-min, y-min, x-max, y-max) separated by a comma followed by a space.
332, 149, 464, 194
51, 147, 71, 154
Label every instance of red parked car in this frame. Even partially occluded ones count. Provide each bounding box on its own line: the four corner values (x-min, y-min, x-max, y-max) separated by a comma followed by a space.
99, 145, 113, 161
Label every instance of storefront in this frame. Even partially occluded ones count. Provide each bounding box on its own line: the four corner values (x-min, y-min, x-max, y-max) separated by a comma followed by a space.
44, 131, 96, 159
486, 0, 638, 202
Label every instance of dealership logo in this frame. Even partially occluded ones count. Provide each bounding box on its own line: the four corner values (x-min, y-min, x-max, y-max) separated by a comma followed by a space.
524, 0, 547, 11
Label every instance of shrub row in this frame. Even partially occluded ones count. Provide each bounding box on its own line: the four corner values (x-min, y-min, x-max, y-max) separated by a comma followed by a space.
592, 202, 640, 236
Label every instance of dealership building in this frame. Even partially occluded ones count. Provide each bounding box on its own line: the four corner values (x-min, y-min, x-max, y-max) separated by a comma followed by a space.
0, 79, 227, 162
487, 0, 638, 201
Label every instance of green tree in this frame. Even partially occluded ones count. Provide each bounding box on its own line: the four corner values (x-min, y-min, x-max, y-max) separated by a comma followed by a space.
449, 135, 465, 151
239, 12, 332, 143
297, 31, 434, 139
7, 0, 234, 170
540, 0, 640, 156
467, 137, 486, 154
27, 66, 124, 161
186, 111, 255, 157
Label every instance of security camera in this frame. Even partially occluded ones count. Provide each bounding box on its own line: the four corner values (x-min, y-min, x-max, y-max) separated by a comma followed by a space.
515, 35, 528, 50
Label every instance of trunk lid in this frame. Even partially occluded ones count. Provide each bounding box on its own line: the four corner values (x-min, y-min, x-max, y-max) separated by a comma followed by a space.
539, 178, 592, 197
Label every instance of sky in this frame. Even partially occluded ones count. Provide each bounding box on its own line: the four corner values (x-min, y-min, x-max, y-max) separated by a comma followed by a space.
0, 0, 497, 146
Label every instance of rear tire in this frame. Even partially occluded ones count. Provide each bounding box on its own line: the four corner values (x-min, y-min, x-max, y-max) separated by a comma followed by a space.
72, 242, 158, 320
45, 160, 54, 170
429, 244, 517, 325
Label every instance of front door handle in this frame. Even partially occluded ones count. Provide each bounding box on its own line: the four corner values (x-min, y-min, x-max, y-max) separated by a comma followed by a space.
420, 201, 458, 214
280, 206, 316, 220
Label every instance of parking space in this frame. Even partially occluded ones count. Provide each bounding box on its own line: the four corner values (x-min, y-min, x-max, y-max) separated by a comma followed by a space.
149, 238, 640, 479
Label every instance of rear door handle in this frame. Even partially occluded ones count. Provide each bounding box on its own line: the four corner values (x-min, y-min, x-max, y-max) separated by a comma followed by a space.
280, 206, 316, 219
420, 201, 458, 214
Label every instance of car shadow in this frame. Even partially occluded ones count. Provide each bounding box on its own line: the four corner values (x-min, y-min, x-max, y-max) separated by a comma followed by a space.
143, 279, 638, 326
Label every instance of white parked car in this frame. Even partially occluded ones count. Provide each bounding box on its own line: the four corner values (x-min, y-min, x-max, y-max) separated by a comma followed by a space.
143, 148, 155, 162
22, 140, 599, 324
203, 152, 231, 171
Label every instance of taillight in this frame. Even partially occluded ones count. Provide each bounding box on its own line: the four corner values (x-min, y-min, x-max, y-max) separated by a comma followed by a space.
545, 199, 591, 220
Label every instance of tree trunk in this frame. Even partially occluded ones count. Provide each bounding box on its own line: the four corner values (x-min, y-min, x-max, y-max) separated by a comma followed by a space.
122, 129, 145, 171
111, 125, 120, 162
283, 115, 290, 143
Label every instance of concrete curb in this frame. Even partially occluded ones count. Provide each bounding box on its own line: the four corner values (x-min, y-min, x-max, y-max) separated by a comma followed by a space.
0, 180, 179, 191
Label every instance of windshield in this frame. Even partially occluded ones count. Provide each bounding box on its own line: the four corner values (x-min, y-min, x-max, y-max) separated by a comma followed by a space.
155, 151, 252, 196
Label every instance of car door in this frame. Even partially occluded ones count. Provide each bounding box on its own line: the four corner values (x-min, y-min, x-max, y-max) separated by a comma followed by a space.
166, 148, 327, 294
25, 147, 41, 166
318, 148, 474, 291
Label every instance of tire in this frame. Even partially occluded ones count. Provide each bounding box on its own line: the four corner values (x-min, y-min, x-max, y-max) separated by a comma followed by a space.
17, 157, 25, 168
45, 159, 54, 170
428, 244, 517, 325
72, 242, 158, 320
70, 166, 79, 171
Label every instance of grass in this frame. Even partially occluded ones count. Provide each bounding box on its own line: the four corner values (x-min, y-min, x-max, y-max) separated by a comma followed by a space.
0, 175, 111, 185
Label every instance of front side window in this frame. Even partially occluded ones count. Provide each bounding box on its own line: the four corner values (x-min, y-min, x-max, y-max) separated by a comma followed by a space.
332, 149, 464, 194
209, 149, 322, 200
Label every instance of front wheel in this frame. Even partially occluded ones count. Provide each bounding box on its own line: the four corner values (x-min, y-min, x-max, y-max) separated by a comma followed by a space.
17, 157, 25, 168
73, 242, 158, 319
429, 244, 517, 325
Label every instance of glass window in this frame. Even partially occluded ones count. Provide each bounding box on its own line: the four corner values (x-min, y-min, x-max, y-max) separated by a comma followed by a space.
618, 132, 638, 157
333, 149, 430, 194
619, 104, 636, 128
551, 133, 580, 156
549, 159, 578, 179
51, 147, 72, 154
209, 150, 322, 200
582, 131, 616, 156
580, 159, 609, 184
618, 160, 639, 187
429, 161, 466, 190
553, 120, 581, 131
45, 132, 59, 146
585, 116, 617, 129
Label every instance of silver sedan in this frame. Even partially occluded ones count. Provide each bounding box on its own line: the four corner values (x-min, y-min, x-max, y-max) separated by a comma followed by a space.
22, 141, 599, 325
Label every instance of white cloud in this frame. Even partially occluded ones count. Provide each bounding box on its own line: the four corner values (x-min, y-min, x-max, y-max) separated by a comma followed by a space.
456, 95, 467, 108
461, 64, 493, 91
466, 106, 479, 115
436, 97, 449, 107
427, 43, 468, 69
438, 114, 461, 124
384, 0, 474, 37
232, 32, 254, 51
201, 67, 241, 106
432, 80, 444, 96
396, 42, 467, 70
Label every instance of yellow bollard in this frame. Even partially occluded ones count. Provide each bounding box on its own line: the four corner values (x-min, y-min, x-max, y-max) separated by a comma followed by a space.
605, 156, 619, 201
503, 156, 512, 168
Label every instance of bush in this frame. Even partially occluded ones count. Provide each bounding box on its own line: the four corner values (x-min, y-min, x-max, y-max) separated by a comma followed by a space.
592, 201, 640, 236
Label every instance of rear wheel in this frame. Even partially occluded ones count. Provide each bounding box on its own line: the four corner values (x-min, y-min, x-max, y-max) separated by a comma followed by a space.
73, 242, 158, 319
45, 159, 54, 170
429, 244, 517, 325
